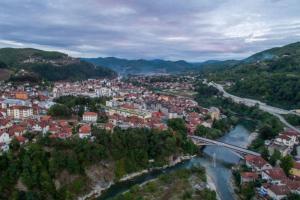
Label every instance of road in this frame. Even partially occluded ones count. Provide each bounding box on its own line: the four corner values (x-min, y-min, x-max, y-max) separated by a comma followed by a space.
208, 82, 300, 133
189, 135, 261, 156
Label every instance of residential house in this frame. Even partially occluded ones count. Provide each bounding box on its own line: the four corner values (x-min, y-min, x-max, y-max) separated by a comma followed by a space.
266, 184, 289, 200
262, 168, 287, 185
0, 132, 10, 144
79, 124, 91, 139
245, 155, 272, 172
241, 172, 259, 184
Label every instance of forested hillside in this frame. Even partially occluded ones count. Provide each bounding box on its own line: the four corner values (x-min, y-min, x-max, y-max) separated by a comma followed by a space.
203, 42, 300, 109
0, 48, 116, 81
0, 124, 196, 199
82, 57, 198, 75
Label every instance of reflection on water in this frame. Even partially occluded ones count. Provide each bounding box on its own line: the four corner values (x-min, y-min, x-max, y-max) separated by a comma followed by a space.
99, 125, 251, 200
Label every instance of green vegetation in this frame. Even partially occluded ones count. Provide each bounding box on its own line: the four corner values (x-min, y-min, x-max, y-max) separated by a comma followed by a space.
284, 114, 300, 126
53, 95, 109, 117
47, 104, 72, 118
280, 155, 294, 175
269, 149, 282, 166
195, 82, 283, 152
194, 117, 236, 139
228, 74, 300, 109
112, 167, 216, 200
48, 95, 110, 119
0, 48, 116, 82
233, 169, 260, 200
287, 193, 300, 200
0, 126, 196, 199
201, 41, 300, 109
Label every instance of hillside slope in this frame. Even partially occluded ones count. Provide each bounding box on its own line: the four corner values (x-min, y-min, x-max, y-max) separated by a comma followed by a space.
204, 41, 300, 109
0, 48, 116, 81
82, 57, 197, 75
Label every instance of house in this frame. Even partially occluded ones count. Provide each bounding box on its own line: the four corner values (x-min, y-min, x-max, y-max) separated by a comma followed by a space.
283, 179, 300, 194
9, 125, 25, 137
268, 143, 290, 157
240, 172, 259, 184
16, 136, 28, 145
274, 134, 297, 147
79, 124, 91, 139
245, 155, 272, 172
82, 112, 98, 123
208, 107, 220, 120
262, 168, 287, 185
266, 184, 289, 200
0, 132, 11, 144
15, 91, 29, 100
32, 122, 49, 134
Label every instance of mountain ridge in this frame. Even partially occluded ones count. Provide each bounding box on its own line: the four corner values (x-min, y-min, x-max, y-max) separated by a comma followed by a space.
0, 48, 116, 81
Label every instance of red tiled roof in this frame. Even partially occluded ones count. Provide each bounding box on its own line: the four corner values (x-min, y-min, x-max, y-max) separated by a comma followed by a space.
241, 172, 258, 179
245, 155, 269, 168
83, 112, 98, 116
264, 168, 287, 180
268, 185, 290, 196
16, 136, 26, 143
79, 124, 91, 134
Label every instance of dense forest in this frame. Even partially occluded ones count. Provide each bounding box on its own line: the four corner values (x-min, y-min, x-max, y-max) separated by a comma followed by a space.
0, 120, 196, 199
0, 48, 116, 82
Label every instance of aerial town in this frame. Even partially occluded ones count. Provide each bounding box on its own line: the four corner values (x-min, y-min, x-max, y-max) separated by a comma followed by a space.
1, 75, 300, 199
0, 77, 220, 152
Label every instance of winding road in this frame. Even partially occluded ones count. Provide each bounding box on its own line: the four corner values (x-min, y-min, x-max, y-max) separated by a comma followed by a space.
208, 82, 300, 133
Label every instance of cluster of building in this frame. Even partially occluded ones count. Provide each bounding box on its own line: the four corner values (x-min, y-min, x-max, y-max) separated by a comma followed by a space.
240, 130, 300, 200
104, 91, 220, 132
0, 77, 221, 153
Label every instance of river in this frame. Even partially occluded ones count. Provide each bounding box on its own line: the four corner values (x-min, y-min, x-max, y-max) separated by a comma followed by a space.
98, 124, 251, 200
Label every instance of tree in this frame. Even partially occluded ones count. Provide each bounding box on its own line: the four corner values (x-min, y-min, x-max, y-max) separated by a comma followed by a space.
287, 193, 300, 200
167, 118, 187, 132
269, 149, 281, 166
261, 147, 270, 161
47, 104, 71, 118
280, 155, 294, 175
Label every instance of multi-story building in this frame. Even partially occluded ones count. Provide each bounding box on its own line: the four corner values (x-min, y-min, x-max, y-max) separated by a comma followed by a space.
7, 106, 33, 119
82, 112, 98, 122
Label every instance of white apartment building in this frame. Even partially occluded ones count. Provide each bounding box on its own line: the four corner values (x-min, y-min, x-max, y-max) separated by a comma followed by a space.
82, 112, 98, 122
7, 106, 33, 119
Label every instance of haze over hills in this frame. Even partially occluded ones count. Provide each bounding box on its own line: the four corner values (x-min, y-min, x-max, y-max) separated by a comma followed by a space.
0, 48, 116, 82
83, 42, 300, 76
82, 57, 199, 75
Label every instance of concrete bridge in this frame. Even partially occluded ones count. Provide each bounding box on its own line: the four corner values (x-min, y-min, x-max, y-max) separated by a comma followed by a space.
189, 135, 261, 157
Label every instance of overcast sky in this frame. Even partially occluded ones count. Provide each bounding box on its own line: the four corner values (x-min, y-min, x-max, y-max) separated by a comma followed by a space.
0, 0, 300, 61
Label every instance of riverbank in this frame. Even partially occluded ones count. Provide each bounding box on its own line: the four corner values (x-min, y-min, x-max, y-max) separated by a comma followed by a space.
79, 155, 196, 200
206, 174, 221, 200
109, 166, 217, 200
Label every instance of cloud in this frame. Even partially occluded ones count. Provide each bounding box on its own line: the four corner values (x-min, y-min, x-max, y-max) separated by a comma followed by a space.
0, 0, 299, 61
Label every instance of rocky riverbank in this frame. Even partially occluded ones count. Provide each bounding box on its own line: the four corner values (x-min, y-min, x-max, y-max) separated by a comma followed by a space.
79, 155, 196, 200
